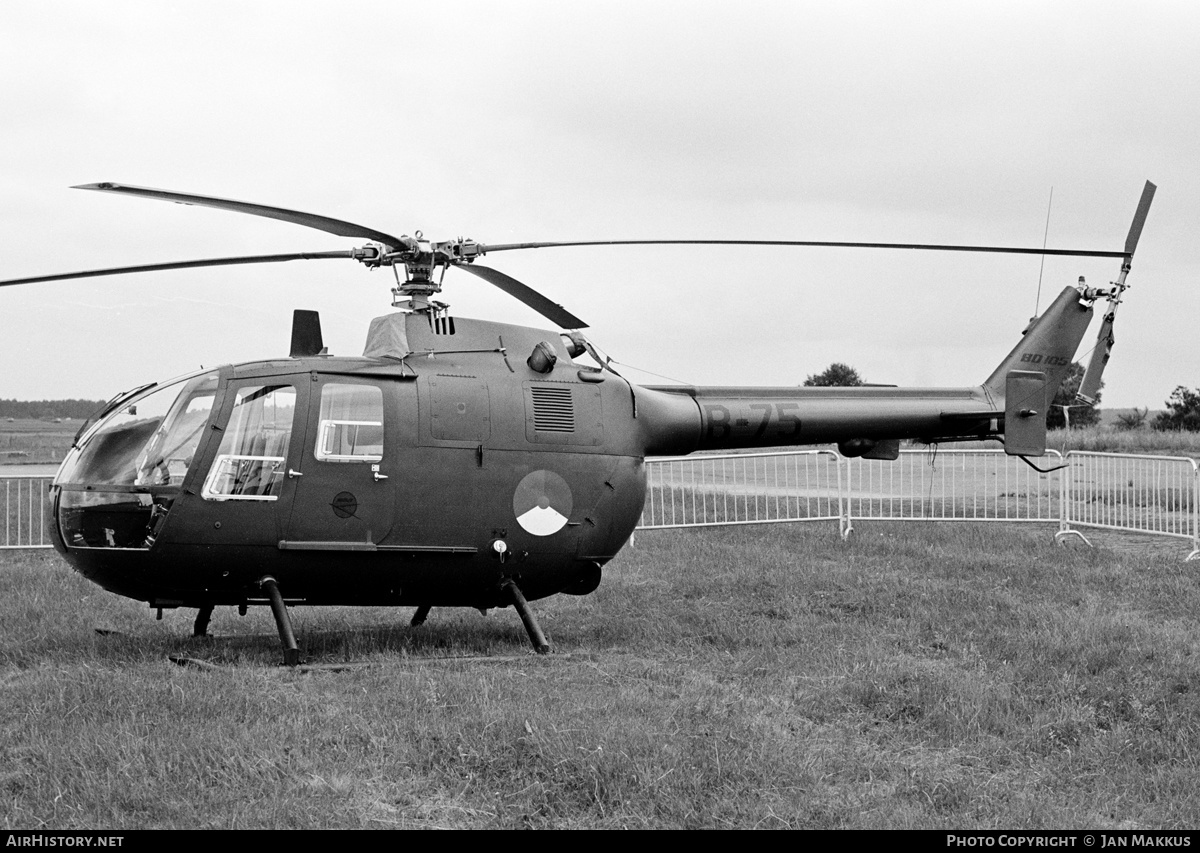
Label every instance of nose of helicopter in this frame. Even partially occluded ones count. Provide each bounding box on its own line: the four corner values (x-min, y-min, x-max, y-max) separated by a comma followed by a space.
48, 369, 222, 576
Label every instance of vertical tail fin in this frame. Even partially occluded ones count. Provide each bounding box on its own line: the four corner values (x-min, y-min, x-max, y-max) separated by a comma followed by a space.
983, 285, 1094, 401
983, 285, 1095, 456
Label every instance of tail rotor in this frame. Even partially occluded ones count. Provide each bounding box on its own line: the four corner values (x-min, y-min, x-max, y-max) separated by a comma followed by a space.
1076, 180, 1157, 405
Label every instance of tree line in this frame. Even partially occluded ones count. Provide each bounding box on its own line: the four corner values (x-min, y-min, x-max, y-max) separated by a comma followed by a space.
0, 399, 108, 420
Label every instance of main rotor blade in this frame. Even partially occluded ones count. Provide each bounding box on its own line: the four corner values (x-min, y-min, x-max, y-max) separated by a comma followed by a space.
455, 263, 587, 329
0, 251, 356, 288
73, 183, 409, 248
481, 239, 1129, 259
1123, 180, 1157, 257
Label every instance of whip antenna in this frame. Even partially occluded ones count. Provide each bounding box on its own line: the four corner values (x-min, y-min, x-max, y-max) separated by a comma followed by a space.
1034, 187, 1053, 315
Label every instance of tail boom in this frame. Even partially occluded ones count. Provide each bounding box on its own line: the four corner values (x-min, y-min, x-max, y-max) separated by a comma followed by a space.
635, 383, 1004, 461
636, 284, 1098, 459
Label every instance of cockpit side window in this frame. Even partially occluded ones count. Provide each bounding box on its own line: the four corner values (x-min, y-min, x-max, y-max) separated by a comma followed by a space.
134, 385, 216, 487
314, 383, 383, 463
201, 385, 297, 501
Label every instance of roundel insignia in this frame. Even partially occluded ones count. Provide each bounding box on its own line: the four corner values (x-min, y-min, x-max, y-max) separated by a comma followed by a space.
513, 470, 573, 536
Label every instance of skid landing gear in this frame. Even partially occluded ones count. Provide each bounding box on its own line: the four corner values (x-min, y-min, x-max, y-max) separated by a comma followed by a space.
258, 575, 301, 666
193, 605, 214, 638
501, 578, 549, 655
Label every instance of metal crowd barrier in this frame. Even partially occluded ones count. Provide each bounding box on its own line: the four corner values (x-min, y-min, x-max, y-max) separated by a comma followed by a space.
1057, 452, 1199, 559
639, 449, 843, 530
2, 475, 53, 549
842, 449, 1063, 531
640, 448, 1200, 561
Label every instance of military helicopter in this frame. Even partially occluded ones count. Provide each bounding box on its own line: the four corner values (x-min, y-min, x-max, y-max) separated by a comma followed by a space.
0, 181, 1155, 664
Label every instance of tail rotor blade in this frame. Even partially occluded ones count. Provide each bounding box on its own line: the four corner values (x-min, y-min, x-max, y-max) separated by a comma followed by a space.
1077, 180, 1156, 405
1124, 180, 1157, 257
1077, 313, 1113, 405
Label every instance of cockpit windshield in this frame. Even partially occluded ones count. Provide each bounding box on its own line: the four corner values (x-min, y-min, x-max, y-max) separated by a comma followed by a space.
57, 370, 221, 487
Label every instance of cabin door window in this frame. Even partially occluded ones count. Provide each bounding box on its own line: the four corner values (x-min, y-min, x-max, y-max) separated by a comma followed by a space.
314, 383, 384, 462
201, 385, 297, 501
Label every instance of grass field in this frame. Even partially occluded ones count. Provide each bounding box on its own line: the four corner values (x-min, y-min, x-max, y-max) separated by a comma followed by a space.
2, 522, 1198, 829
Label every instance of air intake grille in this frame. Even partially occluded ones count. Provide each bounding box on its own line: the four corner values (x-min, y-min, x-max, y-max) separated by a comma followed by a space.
530, 386, 575, 432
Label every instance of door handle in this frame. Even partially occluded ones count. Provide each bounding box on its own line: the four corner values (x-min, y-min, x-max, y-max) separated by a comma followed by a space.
287, 469, 303, 479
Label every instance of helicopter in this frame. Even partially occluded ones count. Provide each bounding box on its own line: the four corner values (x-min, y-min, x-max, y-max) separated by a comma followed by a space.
0, 181, 1156, 664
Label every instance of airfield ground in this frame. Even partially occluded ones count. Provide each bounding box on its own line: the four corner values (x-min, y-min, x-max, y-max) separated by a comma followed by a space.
0, 419, 75, 470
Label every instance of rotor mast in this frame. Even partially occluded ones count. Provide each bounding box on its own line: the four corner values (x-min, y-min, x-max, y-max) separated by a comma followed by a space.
374, 234, 486, 312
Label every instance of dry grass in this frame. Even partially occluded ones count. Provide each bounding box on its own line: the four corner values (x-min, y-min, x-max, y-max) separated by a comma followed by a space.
2, 521, 1199, 829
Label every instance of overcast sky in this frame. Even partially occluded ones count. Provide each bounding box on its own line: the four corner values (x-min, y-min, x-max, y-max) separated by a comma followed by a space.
1, 1, 1196, 409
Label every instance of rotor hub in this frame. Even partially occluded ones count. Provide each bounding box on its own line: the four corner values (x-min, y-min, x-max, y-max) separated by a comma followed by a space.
368, 234, 488, 309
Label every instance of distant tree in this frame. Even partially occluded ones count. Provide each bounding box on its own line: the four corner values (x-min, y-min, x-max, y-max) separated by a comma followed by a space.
1153, 386, 1200, 432
1046, 362, 1101, 430
804, 363, 863, 387
1115, 407, 1149, 431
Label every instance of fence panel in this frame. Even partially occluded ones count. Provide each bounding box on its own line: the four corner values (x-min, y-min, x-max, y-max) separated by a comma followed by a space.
639, 450, 842, 529
639, 447, 1199, 560
843, 449, 1063, 527
1061, 452, 1199, 559
2, 475, 53, 549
